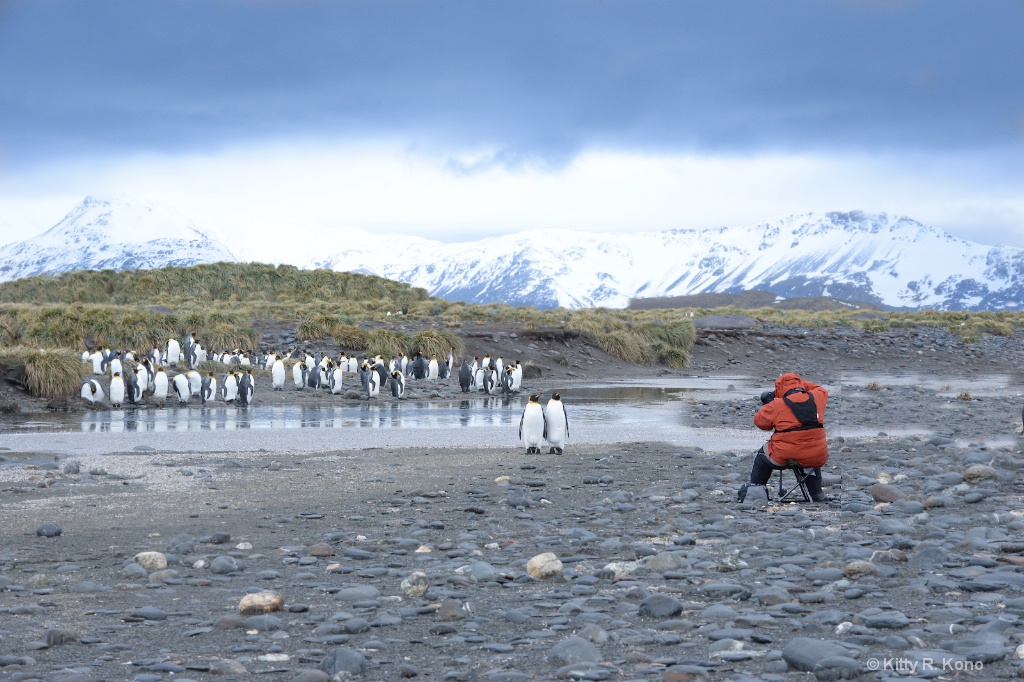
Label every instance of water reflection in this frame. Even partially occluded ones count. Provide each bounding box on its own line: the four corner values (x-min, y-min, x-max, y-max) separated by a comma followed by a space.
62, 391, 679, 434
72, 396, 539, 433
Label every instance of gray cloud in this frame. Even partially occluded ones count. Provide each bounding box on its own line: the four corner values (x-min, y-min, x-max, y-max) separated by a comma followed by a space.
0, 0, 1022, 168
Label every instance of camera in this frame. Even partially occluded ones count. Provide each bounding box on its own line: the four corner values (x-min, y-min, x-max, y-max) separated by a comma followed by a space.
759, 390, 775, 405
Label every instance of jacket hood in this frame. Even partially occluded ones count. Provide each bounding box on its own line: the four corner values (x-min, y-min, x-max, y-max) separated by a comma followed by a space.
774, 372, 805, 396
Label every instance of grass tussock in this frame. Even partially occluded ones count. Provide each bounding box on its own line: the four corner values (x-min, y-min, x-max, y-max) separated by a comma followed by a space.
366, 329, 411, 358
332, 323, 370, 351
0, 347, 87, 398
408, 329, 463, 360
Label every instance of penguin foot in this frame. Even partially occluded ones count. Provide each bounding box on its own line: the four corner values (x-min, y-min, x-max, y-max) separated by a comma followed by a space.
548, 447, 556, 454
555, 448, 563, 455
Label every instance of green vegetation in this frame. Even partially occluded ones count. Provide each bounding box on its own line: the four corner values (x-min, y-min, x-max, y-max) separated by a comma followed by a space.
408, 329, 463, 360
0, 347, 86, 398
1, 263, 1021, 397
366, 329, 411, 358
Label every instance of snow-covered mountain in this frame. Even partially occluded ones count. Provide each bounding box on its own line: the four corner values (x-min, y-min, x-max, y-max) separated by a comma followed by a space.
308, 211, 1024, 311
4, 198, 1022, 311
0, 196, 236, 282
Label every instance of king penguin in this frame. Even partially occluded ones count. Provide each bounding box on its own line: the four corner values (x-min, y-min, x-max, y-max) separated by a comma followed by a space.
544, 392, 569, 455
109, 354, 123, 377
519, 393, 547, 455
390, 370, 405, 398
293, 361, 307, 390
110, 368, 126, 405
501, 366, 515, 395
89, 350, 104, 375
428, 356, 439, 380
80, 379, 104, 404
172, 373, 190, 403
125, 368, 142, 404
458, 359, 473, 393
482, 368, 496, 395
152, 367, 169, 402
201, 372, 217, 404
238, 369, 254, 406
222, 371, 239, 402
271, 355, 286, 391
330, 364, 344, 394
186, 370, 202, 397
166, 338, 181, 367
366, 367, 380, 399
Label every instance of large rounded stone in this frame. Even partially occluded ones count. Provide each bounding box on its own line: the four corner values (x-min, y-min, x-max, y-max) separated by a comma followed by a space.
239, 591, 284, 615
134, 551, 168, 571
527, 552, 563, 580
320, 647, 366, 677
400, 571, 429, 598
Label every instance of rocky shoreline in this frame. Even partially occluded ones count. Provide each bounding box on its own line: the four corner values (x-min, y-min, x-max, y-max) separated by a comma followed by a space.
1, 327, 1023, 681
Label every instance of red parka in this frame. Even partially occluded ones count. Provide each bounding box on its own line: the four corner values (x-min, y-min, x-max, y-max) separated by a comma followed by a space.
754, 372, 829, 468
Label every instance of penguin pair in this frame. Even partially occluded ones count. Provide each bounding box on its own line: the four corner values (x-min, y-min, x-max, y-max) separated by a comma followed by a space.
519, 393, 569, 455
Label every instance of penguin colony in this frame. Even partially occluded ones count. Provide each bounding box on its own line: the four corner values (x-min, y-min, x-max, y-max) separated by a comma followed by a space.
79, 340, 569, 453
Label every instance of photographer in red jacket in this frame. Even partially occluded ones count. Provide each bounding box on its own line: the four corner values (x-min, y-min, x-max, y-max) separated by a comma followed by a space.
739, 372, 829, 502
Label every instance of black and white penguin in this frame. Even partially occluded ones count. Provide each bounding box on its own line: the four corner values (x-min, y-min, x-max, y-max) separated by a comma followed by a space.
293, 361, 308, 390
134, 362, 149, 395
544, 393, 569, 455
501, 366, 515, 395
482, 368, 496, 395
238, 370, 254, 406
411, 353, 427, 380
511, 361, 523, 391
359, 362, 371, 392
366, 367, 380, 399
473, 365, 486, 391
201, 372, 217, 404
140, 357, 155, 388
89, 350, 104, 375
330, 364, 344, 394
167, 338, 181, 367
373, 357, 389, 388
109, 372, 125, 408
108, 352, 123, 377
458, 360, 473, 393
519, 393, 547, 455
222, 371, 239, 402
80, 378, 104, 403
125, 369, 142, 404
306, 364, 322, 390
152, 367, 168, 402
271, 355, 285, 390
186, 370, 202, 397
172, 373, 190, 403
428, 356, 439, 380
390, 370, 405, 398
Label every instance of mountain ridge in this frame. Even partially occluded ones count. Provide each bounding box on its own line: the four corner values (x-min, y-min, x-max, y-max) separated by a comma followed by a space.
2, 197, 1021, 311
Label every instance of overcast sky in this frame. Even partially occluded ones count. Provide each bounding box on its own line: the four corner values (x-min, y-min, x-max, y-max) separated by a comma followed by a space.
1, 0, 1022, 251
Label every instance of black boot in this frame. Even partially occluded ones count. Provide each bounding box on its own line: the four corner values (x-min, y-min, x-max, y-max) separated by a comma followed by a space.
805, 468, 827, 502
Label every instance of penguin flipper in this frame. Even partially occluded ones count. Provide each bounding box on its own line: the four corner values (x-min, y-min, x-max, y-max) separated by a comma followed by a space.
543, 415, 548, 440
518, 414, 524, 440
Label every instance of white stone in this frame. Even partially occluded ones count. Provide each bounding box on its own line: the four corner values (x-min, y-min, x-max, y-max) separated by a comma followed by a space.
133, 552, 168, 571
527, 552, 563, 580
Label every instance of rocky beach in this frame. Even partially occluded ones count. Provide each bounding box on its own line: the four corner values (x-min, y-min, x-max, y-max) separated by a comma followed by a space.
2, 324, 1024, 681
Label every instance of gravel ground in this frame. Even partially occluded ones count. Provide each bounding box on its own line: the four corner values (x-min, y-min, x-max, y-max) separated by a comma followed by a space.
1, 325, 1024, 682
